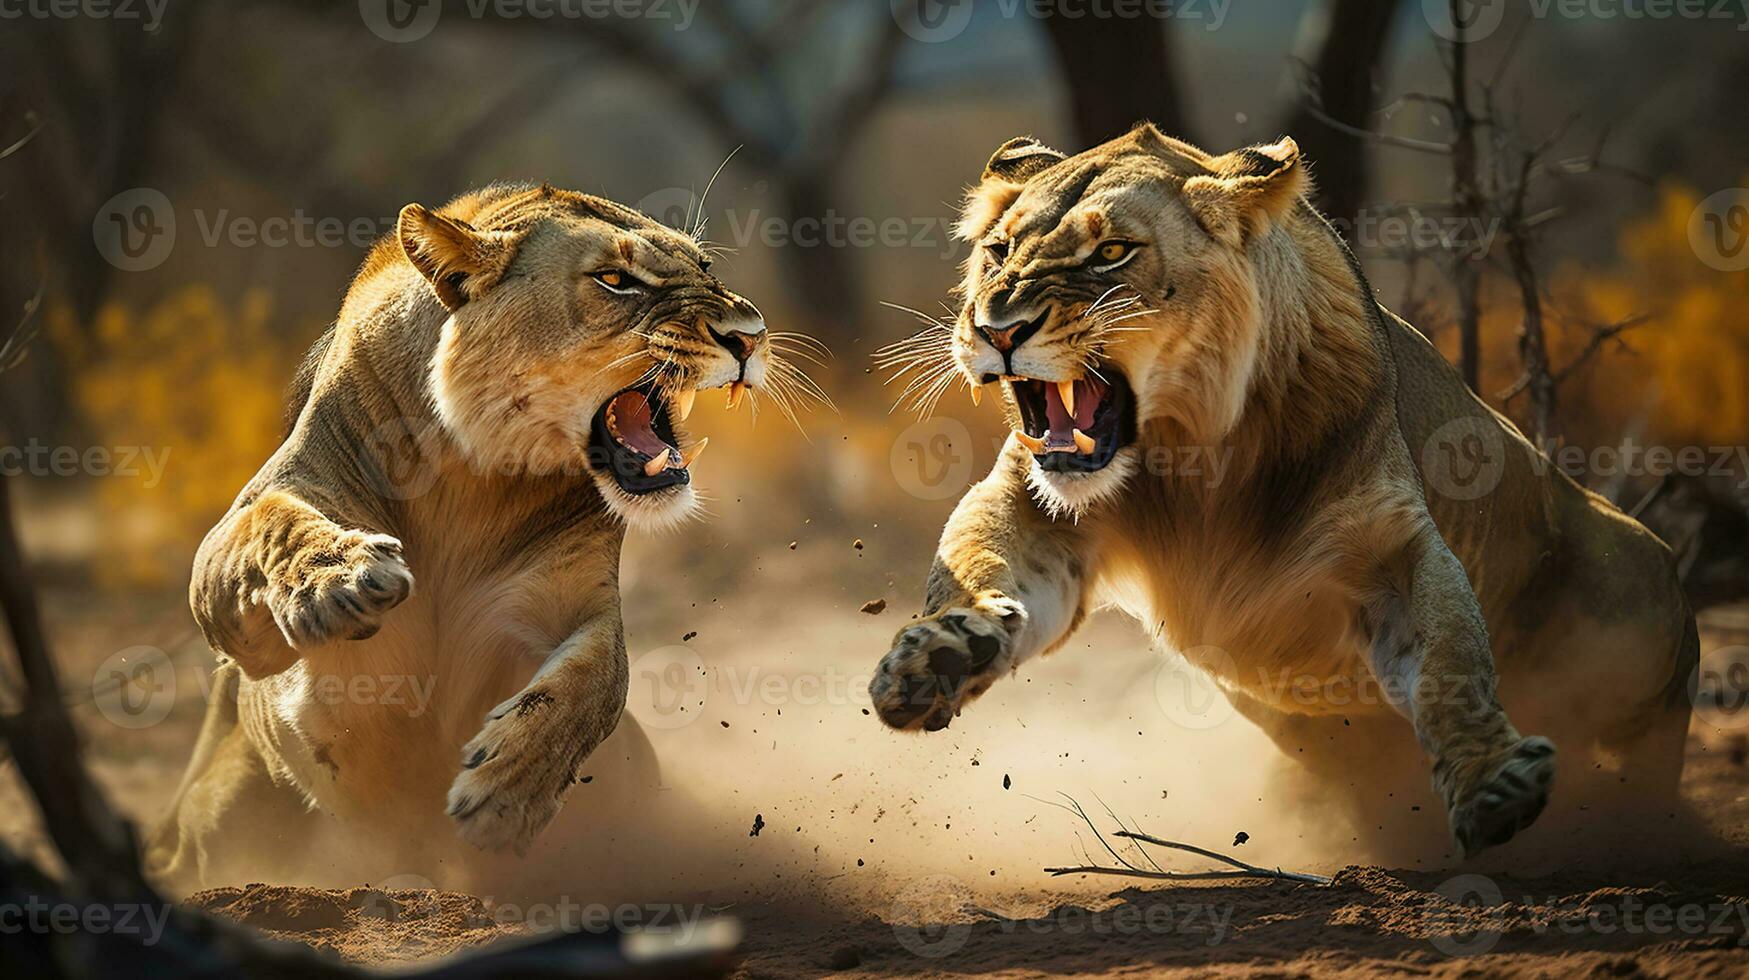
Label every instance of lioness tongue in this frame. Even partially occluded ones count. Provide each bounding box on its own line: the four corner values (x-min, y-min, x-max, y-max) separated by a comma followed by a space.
608, 391, 676, 461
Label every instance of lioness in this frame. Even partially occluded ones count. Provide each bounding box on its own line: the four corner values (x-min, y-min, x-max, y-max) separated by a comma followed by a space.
869, 126, 1696, 857
151, 183, 789, 891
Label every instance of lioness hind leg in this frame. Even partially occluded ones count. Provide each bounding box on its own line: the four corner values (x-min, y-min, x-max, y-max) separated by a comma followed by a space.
148, 668, 315, 894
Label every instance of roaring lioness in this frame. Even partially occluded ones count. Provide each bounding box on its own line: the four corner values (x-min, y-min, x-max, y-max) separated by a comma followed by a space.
151, 183, 791, 891
870, 126, 1696, 857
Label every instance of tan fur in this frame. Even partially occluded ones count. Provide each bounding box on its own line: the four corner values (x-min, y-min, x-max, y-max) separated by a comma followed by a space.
151, 183, 780, 892
871, 126, 1696, 858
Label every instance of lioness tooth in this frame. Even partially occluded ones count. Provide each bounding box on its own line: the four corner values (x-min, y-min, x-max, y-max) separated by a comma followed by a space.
1013, 430, 1046, 454
674, 386, 697, 422
644, 452, 672, 477
970, 385, 982, 407
680, 437, 708, 469
725, 381, 747, 411
1058, 380, 1076, 417
1073, 428, 1096, 454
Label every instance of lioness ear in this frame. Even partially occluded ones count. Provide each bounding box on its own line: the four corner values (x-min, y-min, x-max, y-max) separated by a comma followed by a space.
398, 203, 525, 311
954, 136, 1067, 241
1181, 136, 1306, 246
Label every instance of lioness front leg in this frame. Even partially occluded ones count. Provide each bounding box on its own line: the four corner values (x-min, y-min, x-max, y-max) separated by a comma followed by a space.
871, 443, 1092, 731
448, 609, 629, 854
191, 488, 414, 678
1367, 524, 1556, 857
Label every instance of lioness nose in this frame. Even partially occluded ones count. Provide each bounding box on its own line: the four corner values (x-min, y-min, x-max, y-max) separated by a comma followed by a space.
708, 324, 762, 363
976, 309, 1050, 358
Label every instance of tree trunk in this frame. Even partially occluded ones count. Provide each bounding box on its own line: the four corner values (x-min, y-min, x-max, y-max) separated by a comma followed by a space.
1041, 12, 1190, 144
1284, 0, 1401, 229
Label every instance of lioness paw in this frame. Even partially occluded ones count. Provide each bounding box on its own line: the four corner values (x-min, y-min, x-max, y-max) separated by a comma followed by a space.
446, 689, 577, 855
268, 532, 413, 649
869, 591, 1023, 732
1445, 735, 1556, 858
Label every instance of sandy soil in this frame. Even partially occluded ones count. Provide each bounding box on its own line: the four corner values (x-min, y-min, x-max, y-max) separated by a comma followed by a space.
7, 513, 1749, 977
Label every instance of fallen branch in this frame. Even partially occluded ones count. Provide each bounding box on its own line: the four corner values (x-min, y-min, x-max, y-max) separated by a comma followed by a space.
1041, 794, 1331, 886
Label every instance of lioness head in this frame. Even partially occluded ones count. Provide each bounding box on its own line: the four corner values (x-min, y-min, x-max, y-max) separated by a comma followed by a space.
947, 125, 1305, 516
396, 184, 796, 530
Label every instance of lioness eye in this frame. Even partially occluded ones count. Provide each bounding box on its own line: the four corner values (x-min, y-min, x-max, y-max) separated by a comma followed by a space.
594, 270, 640, 294
1090, 240, 1141, 270
986, 240, 1009, 262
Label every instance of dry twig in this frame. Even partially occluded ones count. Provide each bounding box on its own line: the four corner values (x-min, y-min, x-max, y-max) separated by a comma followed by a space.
1039, 795, 1331, 886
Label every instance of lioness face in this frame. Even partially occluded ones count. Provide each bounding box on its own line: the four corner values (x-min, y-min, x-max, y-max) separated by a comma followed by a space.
948, 127, 1304, 515
402, 190, 773, 530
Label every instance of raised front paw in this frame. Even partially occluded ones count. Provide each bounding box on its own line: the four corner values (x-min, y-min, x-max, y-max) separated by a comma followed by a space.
1442, 735, 1557, 858
446, 687, 588, 855
869, 591, 1024, 732
268, 532, 414, 649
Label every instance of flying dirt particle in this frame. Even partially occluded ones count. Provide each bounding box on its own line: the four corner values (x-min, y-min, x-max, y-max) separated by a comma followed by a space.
788, 541, 797, 550
579, 775, 593, 784
1003, 774, 1011, 790
856, 858, 864, 867
970, 758, 979, 767
825, 945, 862, 970
853, 538, 864, 550
720, 721, 730, 728
861, 708, 869, 715
749, 814, 765, 837
831, 773, 843, 781
1233, 831, 1249, 846
859, 598, 887, 615
682, 631, 697, 642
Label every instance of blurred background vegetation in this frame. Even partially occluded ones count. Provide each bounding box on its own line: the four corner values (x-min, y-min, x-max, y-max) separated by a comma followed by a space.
1, 0, 1746, 603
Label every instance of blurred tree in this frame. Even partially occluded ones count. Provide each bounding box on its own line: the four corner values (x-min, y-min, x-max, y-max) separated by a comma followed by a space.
1040, 7, 1191, 144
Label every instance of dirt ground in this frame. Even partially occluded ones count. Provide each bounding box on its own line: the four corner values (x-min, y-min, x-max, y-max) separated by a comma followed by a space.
6, 505, 1749, 978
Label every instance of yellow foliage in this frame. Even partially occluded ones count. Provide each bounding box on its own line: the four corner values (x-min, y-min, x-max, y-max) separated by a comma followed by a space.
51, 286, 312, 587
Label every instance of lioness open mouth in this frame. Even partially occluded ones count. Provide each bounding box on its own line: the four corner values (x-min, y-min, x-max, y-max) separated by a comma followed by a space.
1007, 369, 1135, 472
587, 381, 720, 495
